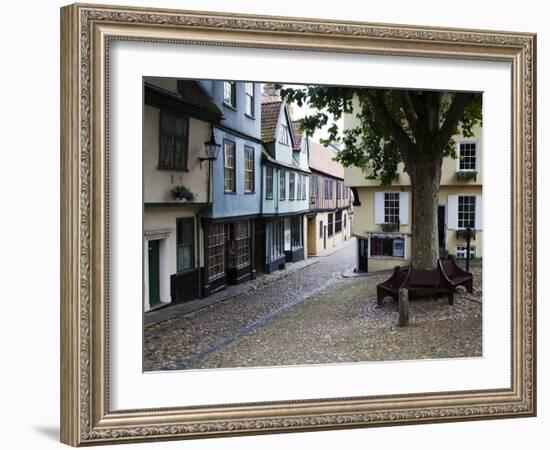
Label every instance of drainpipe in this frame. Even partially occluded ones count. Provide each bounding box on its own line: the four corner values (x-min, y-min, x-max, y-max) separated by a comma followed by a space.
260, 159, 264, 216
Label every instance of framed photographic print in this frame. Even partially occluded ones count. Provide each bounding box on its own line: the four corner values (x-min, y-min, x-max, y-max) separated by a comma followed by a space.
60, 3, 536, 446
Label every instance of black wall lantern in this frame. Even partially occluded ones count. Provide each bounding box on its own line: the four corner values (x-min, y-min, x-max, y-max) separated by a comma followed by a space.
199, 125, 221, 167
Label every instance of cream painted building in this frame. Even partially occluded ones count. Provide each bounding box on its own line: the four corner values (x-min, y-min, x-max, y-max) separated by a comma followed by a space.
307, 141, 353, 256
345, 121, 483, 272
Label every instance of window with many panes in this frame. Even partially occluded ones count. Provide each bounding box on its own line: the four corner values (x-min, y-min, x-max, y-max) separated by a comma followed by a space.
228, 221, 250, 269
301, 175, 307, 201
269, 219, 285, 261
291, 216, 303, 249
279, 124, 290, 145
244, 82, 254, 117
159, 111, 188, 170
459, 142, 477, 171
224, 141, 236, 192
289, 172, 296, 200
311, 175, 318, 198
384, 192, 400, 223
370, 236, 405, 258
244, 146, 254, 193
280, 170, 286, 200
223, 81, 236, 107
328, 213, 334, 237
335, 211, 342, 233
324, 179, 333, 199
458, 195, 476, 228
456, 245, 476, 259
176, 218, 194, 273
266, 166, 273, 199
207, 224, 225, 281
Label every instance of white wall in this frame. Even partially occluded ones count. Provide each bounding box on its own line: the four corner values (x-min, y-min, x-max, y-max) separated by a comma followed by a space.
0, 1, 547, 450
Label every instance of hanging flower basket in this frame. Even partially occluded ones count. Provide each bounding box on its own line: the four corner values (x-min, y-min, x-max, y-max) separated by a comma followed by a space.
171, 185, 197, 201
381, 222, 399, 232
456, 170, 478, 182
456, 229, 476, 240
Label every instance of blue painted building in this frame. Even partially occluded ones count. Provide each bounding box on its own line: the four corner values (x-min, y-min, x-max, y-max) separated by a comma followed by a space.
200, 81, 263, 295
143, 78, 262, 310
260, 96, 310, 272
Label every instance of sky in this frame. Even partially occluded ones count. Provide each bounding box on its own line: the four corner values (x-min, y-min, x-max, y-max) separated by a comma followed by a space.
264, 83, 345, 144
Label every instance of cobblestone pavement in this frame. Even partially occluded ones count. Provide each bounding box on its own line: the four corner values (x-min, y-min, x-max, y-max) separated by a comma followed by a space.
144, 239, 357, 371
144, 241, 482, 371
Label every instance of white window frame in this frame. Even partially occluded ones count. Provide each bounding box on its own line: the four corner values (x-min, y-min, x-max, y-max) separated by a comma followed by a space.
457, 195, 476, 229
244, 82, 254, 117
456, 244, 476, 260
375, 191, 408, 225
456, 140, 479, 172
384, 192, 400, 224
244, 146, 254, 193
223, 81, 236, 108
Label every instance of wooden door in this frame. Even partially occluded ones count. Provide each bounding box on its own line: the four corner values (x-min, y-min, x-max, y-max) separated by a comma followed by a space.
358, 238, 369, 272
148, 240, 160, 306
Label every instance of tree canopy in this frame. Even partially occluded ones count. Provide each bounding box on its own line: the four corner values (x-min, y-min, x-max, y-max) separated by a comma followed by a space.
276, 85, 482, 185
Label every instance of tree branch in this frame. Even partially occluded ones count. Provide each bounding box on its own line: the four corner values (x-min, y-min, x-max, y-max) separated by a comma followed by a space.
367, 90, 414, 158
396, 90, 422, 139
435, 93, 473, 151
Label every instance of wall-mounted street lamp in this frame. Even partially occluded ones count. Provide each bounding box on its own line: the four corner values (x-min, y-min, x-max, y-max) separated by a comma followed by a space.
199, 125, 221, 168
198, 125, 221, 205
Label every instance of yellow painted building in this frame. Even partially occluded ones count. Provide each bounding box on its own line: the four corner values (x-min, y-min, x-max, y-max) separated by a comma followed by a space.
344, 118, 483, 272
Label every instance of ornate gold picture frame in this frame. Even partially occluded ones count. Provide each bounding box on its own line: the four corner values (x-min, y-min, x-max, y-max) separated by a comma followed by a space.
60, 3, 536, 446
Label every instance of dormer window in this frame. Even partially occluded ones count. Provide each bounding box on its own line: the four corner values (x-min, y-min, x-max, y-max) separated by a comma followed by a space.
279, 124, 290, 145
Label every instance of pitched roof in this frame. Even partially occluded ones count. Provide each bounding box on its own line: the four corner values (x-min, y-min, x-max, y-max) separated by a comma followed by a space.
261, 147, 310, 174
308, 140, 344, 179
144, 80, 222, 123
260, 100, 282, 142
292, 121, 303, 152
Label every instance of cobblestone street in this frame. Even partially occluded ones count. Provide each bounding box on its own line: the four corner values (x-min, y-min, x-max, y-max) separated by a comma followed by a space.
144, 239, 482, 371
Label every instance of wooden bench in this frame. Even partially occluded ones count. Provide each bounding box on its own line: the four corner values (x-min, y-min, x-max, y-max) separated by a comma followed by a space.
376, 264, 455, 306
376, 266, 408, 306
404, 267, 455, 305
439, 256, 473, 293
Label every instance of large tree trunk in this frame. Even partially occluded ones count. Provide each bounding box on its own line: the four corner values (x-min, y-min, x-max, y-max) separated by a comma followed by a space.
407, 159, 442, 270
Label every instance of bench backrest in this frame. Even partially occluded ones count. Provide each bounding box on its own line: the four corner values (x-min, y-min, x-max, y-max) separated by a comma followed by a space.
407, 269, 441, 288
440, 260, 457, 276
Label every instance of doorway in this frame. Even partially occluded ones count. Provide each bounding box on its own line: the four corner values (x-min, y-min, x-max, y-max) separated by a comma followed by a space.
148, 239, 161, 306
438, 205, 447, 254
358, 238, 369, 272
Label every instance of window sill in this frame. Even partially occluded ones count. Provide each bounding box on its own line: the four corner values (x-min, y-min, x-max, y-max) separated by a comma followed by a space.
223, 102, 237, 111
244, 113, 255, 120
224, 191, 237, 195
157, 166, 189, 172
244, 191, 256, 195
369, 256, 406, 260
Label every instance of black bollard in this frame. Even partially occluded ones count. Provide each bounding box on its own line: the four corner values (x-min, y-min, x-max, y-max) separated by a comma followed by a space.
465, 225, 472, 272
